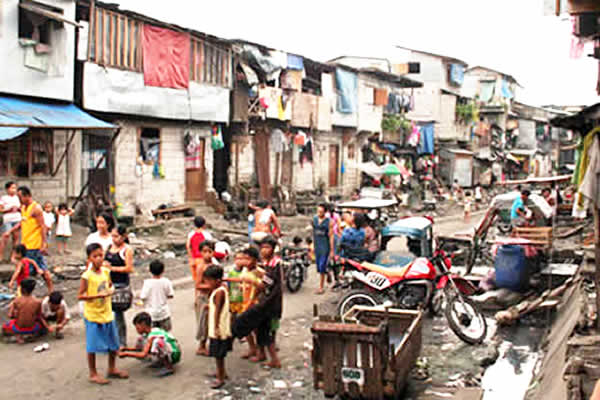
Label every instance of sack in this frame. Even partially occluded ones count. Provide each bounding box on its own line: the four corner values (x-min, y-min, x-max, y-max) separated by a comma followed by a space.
111, 284, 133, 312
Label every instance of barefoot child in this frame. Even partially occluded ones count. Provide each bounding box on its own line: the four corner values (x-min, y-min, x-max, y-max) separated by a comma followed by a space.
78, 243, 128, 385
118, 312, 181, 378
2, 278, 46, 343
42, 201, 55, 241
41, 291, 70, 339
195, 241, 215, 356
140, 260, 175, 331
226, 252, 245, 319
186, 216, 212, 282
8, 244, 44, 296
55, 203, 74, 254
205, 265, 233, 389
232, 237, 282, 369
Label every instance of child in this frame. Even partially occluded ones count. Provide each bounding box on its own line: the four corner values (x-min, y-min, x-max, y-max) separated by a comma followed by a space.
204, 265, 233, 389
41, 291, 70, 339
78, 243, 128, 385
186, 216, 213, 282
306, 237, 315, 262
140, 260, 175, 331
464, 191, 472, 224
55, 203, 74, 255
474, 184, 483, 210
2, 278, 46, 343
226, 252, 245, 319
292, 236, 303, 248
195, 240, 215, 356
235, 247, 264, 360
232, 237, 282, 369
8, 244, 44, 296
118, 312, 181, 378
42, 201, 55, 241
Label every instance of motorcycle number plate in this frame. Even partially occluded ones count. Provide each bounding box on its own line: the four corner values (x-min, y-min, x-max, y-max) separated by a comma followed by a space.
365, 272, 390, 289
341, 367, 364, 386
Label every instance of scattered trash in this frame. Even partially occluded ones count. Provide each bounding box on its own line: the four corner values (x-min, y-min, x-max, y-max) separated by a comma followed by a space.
273, 380, 287, 389
249, 387, 261, 393
163, 251, 176, 259
292, 381, 303, 388
33, 343, 49, 353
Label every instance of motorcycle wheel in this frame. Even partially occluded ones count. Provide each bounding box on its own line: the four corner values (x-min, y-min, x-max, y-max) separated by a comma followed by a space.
444, 294, 487, 345
337, 289, 382, 322
286, 263, 304, 293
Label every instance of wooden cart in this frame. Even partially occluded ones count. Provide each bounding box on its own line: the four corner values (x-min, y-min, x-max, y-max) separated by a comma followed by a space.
311, 307, 423, 399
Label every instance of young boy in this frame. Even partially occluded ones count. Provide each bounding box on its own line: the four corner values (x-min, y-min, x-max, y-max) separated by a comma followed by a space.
2, 278, 46, 343
118, 312, 181, 378
78, 243, 128, 385
8, 244, 44, 296
140, 260, 175, 331
204, 265, 232, 389
41, 291, 70, 339
232, 237, 282, 369
237, 247, 264, 360
195, 241, 215, 356
226, 252, 245, 319
186, 216, 213, 282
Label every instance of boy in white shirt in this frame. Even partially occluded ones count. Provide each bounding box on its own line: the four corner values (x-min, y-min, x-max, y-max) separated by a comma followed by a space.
140, 260, 175, 331
0, 182, 22, 260
41, 291, 70, 339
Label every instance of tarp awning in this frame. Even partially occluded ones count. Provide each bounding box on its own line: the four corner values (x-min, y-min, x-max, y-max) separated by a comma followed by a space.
0, 96, 116, 133
19, 2, 82, 28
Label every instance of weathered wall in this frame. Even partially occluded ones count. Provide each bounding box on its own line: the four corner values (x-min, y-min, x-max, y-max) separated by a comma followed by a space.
230, 134, 255, 187
312, 130, 343, 194
517, 119, 537, 149
357, 74, 383, 133
0, 0, 76, 101
83, 63, 230, 123
113, 120, 212, 216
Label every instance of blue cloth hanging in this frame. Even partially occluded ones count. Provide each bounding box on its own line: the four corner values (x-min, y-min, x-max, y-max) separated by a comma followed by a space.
417, 123, 435, 155
335, 68, 358, 114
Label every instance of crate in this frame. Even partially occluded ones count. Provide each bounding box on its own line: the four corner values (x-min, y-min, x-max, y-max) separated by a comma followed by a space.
513, 227, 553, 249
311, 307, 422, 399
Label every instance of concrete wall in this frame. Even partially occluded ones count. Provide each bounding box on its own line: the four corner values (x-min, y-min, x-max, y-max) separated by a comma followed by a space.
0, 0, 76, 101
357, 74, 383, 133
517, 119, 537, 149
230, 134, 255, 187
113, 120, 212, 216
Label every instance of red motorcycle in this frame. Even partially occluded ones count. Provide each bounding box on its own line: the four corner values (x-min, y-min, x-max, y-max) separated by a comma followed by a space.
337, 232, 487, 344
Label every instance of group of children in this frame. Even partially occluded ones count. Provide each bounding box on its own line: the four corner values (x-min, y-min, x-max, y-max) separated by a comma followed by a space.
41, 201, 74, 255
2, 213, 286, 389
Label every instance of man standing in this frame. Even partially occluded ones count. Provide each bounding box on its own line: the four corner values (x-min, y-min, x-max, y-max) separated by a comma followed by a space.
3, 186, 53, 292
510, 190, 531, 229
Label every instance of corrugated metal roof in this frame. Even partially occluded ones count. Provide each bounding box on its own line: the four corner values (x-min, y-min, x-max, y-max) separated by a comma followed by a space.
0, 96, 115, 132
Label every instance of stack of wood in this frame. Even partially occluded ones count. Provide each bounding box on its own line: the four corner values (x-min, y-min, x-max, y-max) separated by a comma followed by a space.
495, 277, 579, 326
513, 227, 553, 250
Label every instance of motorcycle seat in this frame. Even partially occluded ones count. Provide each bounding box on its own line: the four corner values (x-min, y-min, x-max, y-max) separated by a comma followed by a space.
359, 262, 409, 278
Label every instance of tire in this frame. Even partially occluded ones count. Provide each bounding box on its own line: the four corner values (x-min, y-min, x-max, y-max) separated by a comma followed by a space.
337, 289, 382, 322
286, 263, 303, 293
497, 222, 512, 235
444, 294, 487, 344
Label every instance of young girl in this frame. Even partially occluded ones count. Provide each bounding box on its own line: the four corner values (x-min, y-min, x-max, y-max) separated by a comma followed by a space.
55, 203, 74, 255
204, 265, 232, 389
42, 201, 55, 241
78, 243, 128, 385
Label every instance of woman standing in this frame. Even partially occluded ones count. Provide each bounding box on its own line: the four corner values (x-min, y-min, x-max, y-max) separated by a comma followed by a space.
85, 213, 115, 253
104, 225, 134, 348
312, 204, 334, 295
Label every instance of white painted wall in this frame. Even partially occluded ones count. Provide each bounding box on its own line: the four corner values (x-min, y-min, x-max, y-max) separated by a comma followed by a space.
357, 74, 383, 133
0, 0, 76, 101
83, 63, 230, 123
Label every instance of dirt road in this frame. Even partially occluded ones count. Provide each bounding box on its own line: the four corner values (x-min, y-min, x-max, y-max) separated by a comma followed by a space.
0, 211, 489, 399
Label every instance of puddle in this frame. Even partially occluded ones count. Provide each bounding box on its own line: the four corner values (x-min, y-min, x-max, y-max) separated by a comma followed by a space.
481, 324, 543, 400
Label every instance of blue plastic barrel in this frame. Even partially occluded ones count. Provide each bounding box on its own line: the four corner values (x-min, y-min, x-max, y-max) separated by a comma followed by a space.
495, 245, 528, 292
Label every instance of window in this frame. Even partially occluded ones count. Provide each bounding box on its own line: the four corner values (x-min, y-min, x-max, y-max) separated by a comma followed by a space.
0, 130, 53, 177
139, 128, 160, 164
18, 2, 63, 46
89, 8, 142, 71
190, 38, 231, 88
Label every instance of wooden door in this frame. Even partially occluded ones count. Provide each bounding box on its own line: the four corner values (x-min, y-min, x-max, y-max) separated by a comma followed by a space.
185, 138, 206, 201
329, 144, 339, 188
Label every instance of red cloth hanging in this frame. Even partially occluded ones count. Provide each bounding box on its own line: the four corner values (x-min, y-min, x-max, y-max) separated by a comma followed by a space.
142, 25, 190, 89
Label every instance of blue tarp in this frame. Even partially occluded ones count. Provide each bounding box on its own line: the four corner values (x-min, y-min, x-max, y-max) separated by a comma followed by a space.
287, 54, 304, 70
0, 95, 115, 140
335, 68, 358, 114
417, 123, 435, 155
449, 64, 464, 86
501, 79, 514, 99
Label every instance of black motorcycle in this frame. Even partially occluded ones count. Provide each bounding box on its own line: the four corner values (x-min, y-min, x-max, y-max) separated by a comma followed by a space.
280, 247, 311, 292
